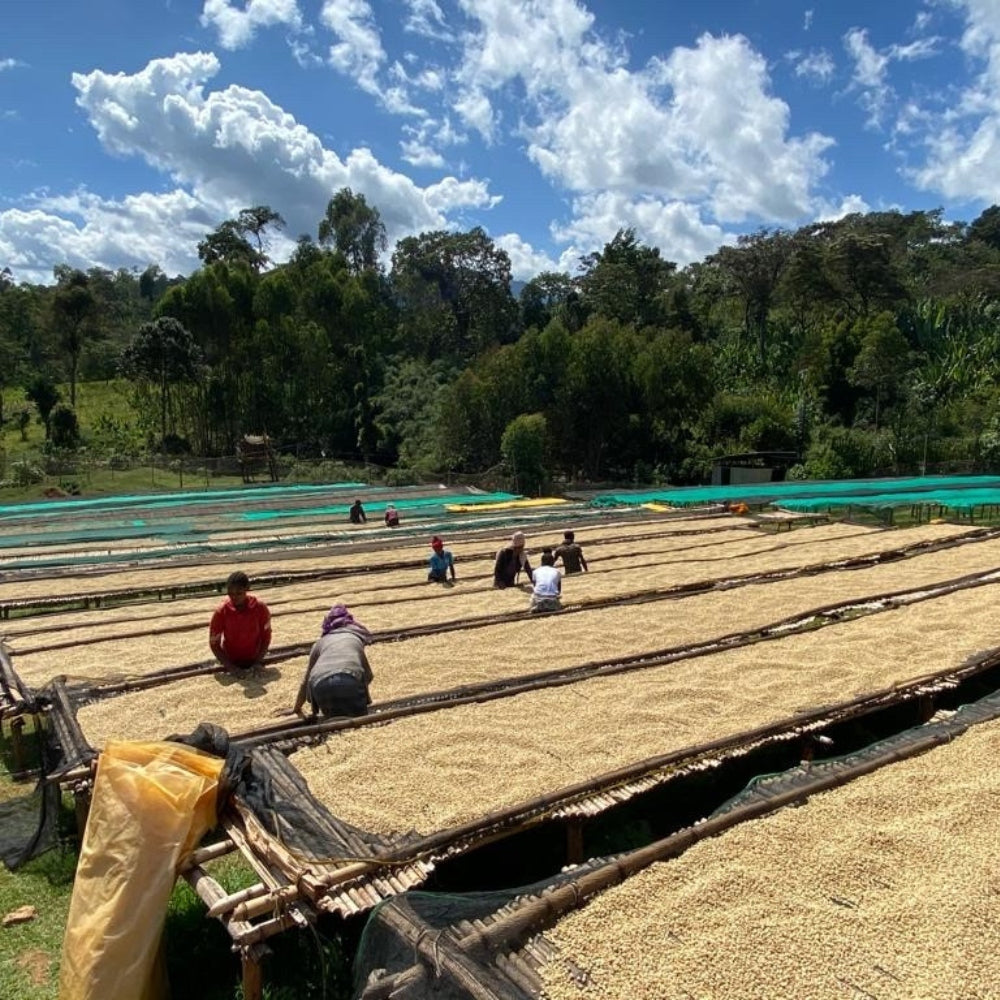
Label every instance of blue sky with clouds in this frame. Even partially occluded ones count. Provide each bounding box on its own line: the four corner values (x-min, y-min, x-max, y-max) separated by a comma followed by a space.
0, 0, 997, 285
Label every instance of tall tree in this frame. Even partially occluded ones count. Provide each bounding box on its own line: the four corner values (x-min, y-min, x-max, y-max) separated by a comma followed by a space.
318, 189, 387, 274
391, 228, 517, 362
51, 269, 97, 407
120, 317, 203, 446
710, 229, 794, 365
576, 228, 676, 328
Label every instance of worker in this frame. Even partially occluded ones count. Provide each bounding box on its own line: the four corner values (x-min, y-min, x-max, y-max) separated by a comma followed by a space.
493, 531, 533, 589
349, 499, 367, 524
553, 530, 588, 574
286, 604, 373, 719
209, 571, 271, 673
428, 536, 456, 583
384, 503, 400, 527
529, 551, 562, 613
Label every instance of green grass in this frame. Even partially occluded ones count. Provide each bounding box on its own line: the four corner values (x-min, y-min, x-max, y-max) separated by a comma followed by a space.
0, 753, 355, 1000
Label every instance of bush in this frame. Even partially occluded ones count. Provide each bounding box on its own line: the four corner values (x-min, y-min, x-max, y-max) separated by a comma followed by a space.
49, 403, 81, 449
10, 459, 44, 486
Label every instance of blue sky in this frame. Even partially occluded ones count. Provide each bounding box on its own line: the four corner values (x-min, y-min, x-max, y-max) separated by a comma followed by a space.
0, 0, 997, 285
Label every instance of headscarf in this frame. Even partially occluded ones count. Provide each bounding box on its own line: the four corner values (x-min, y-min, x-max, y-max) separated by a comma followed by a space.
431, 536, 444, 551
321, 604, 357, 634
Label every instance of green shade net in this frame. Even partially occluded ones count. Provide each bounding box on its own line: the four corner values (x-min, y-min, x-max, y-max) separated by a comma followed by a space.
588, 475, 1000, 509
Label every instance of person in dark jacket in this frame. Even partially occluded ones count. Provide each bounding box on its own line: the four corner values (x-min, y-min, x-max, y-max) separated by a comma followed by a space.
349, 499, 367, 524
493, 531, 533, 589
283, 605, 373, 719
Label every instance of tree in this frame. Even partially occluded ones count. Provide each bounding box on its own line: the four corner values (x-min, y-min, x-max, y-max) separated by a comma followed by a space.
967, 205, 1000, 252
25, 374, 61, 438
710, 229, 794, 365
120, 317, 203, 446
847, 313, 913, 431
577, 228, 676, 328
197, 206, 284, 273
391, 228, 517, 362
51, 269, 98, 407
237, 205, 285, 263
501, 413, 549, 494
49, 402, 81, 449
318, 189, 387, 273
518, 272, 575, 331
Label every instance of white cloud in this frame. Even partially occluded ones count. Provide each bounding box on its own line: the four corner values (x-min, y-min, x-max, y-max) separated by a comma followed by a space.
815, 193, 872, 221
551, 191, 734, 268
0, 51, 499, 283
0, 58, 27, 72
793, 49, 836, 84
844, 25, 939, 128
804, 9, 814, 32
0, 190, 212, 285
200, 0, 302, 50
321, 0, 386, 96
451, 3, 832, 227
493, 232, 559, 280
401, 0, 453, 41
909, 0, 1000, 201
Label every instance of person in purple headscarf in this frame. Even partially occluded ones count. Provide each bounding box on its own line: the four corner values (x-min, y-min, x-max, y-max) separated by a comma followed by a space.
280, 604, 374, 719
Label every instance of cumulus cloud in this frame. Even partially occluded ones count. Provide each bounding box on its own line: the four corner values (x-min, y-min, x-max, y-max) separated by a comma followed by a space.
815, 193, 872, 221
450, 3, 833, 229
200, 0, 303, 50
551, 191, 734, 268
321, 0, 387, 96
0, 190, 212, 285
0, 51, 498, 284
492, 232, 560, 280
909, 0, 1000, 201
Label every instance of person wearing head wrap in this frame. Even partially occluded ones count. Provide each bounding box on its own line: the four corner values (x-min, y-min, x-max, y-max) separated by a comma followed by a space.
493, 530, 533, 589
384, 503, 400, 527
283, 604, 373, 719
427, 536, 456, 583
553, 529, 588, 574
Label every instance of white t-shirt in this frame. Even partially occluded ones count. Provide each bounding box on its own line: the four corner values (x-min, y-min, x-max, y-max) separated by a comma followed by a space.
532, 565, 561, 598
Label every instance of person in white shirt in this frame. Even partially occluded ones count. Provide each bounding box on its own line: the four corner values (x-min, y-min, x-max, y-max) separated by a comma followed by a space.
530, 550, 562, 613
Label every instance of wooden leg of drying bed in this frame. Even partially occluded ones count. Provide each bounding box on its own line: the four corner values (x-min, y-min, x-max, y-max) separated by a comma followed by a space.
566, 819, 584, 866
241, 949, 264, 1000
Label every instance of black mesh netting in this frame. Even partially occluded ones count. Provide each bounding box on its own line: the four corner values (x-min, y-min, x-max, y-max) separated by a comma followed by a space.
352, 861, 607, 1000
0, 712, 65, 869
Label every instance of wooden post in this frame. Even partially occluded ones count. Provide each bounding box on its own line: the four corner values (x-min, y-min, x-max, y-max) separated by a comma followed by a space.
566, 819, 584, 866
9, 715, 26, 774
241, 949, 264, 1000
74, 788, 91, 842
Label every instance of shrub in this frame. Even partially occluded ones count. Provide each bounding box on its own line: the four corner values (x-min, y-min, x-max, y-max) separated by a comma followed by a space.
49, 403, 81, 449
10, 459, 44, 486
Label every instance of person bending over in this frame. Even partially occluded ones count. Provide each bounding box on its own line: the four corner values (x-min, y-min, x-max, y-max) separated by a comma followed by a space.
553, 530, 588, 574
428, 536, 456, 582
209, 571, 271, 673
287, 604, 373, 719
493, 531, 533, 588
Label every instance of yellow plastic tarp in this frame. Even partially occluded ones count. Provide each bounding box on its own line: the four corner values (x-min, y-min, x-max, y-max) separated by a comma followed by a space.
59, 741, 224, 1000
445, 497, 568, 513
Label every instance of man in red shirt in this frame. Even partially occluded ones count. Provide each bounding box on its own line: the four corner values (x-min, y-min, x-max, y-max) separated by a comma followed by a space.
209, 571, 272, 672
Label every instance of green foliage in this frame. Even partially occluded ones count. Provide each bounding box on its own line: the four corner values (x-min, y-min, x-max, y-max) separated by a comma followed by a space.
803, 425, 894, 480
501, 412, 549, 494
48, 404, 80, 449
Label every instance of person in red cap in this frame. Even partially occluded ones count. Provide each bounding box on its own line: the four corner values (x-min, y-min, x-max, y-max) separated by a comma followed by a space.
427, 536, 456, 583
